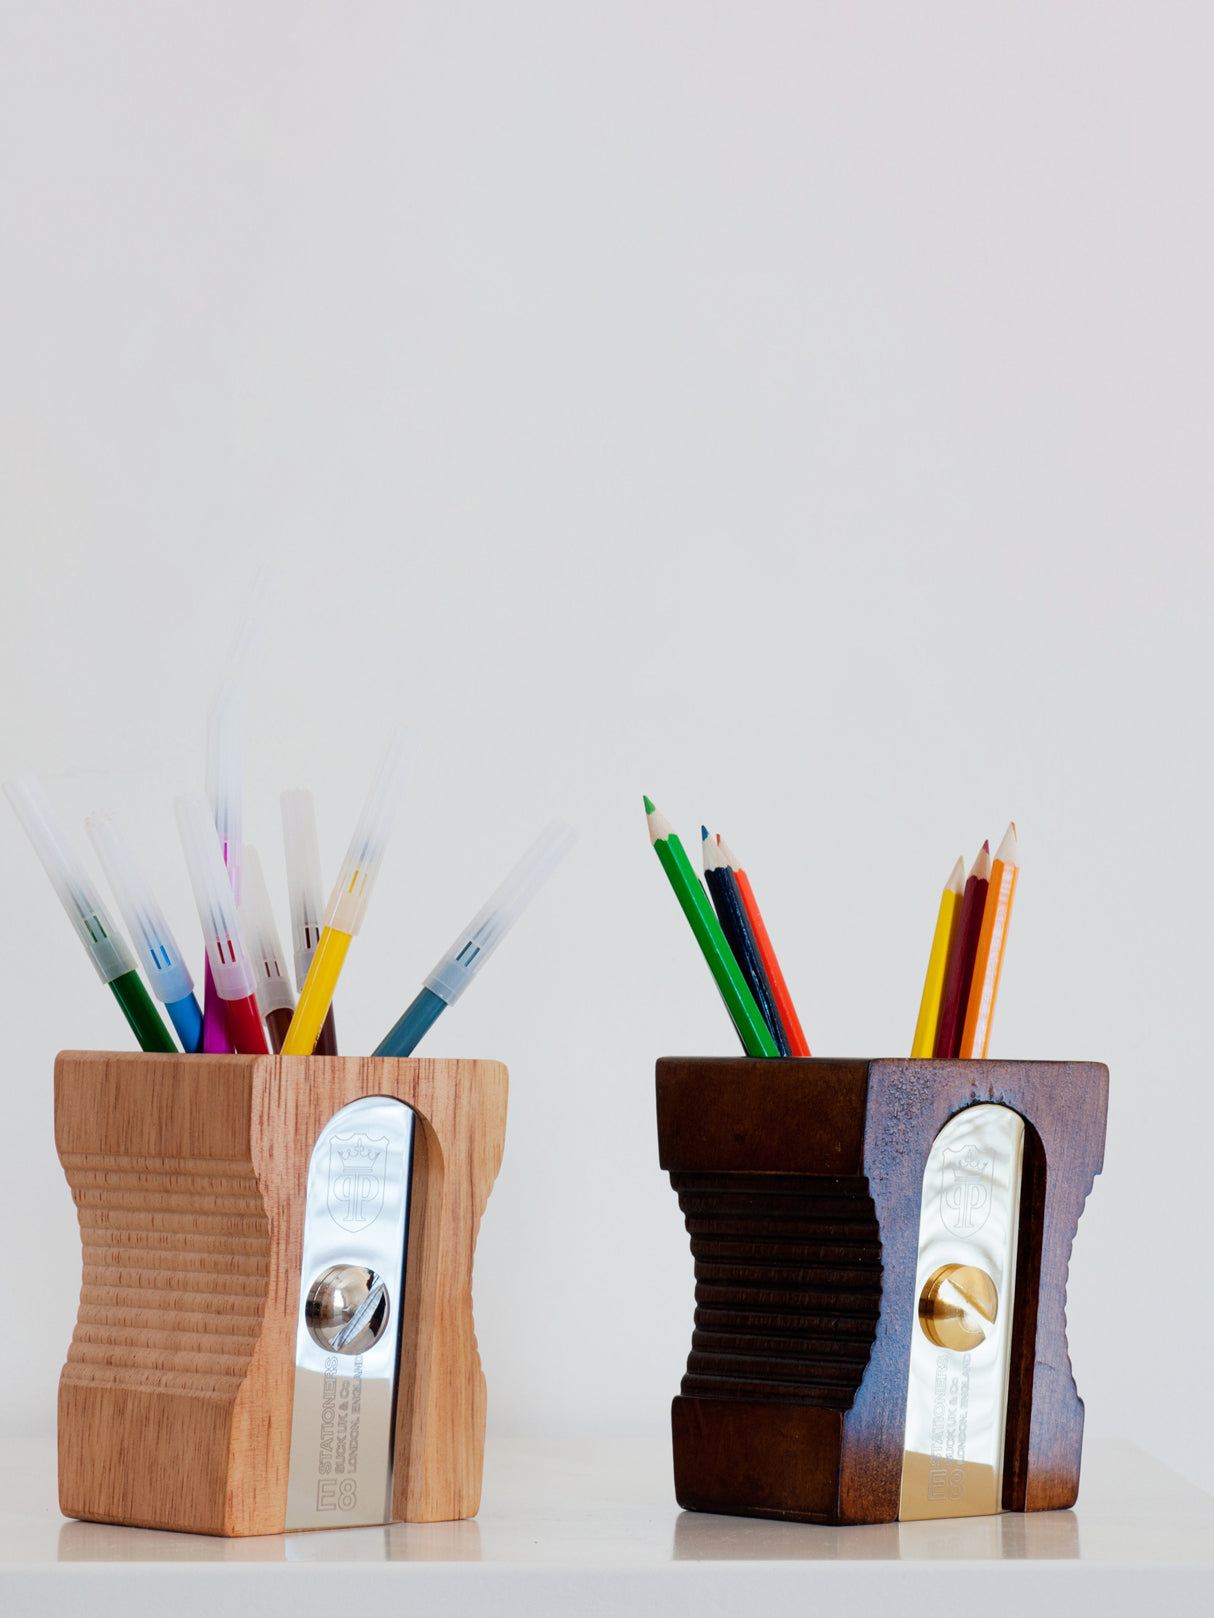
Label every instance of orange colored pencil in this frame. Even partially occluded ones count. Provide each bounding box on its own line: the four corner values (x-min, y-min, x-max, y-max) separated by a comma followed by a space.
717, 836, 811, 1056
958, 823, 1020, 1058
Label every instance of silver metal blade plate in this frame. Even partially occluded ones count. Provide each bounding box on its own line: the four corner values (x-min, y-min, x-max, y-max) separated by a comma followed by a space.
285, 1095, 414, 1529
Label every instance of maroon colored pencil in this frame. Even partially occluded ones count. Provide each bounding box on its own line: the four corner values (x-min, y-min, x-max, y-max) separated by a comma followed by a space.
933, 840, 991, 1058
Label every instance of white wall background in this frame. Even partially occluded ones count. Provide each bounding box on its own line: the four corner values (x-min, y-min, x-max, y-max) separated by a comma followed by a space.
2, 3, 1211, 1495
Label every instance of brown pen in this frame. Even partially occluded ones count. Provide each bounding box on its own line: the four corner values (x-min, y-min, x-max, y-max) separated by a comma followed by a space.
239, 846, 298, 1053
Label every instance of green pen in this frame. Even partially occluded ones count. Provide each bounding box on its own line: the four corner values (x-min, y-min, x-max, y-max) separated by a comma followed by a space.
644, 796, 778, 1057
4, 774, 176, 1053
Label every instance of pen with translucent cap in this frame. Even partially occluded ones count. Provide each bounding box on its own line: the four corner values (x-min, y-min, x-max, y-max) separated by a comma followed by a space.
176, 792, 268, 1055
238, 844, 295, 1053
200, 681, 245, 1054
281, 788, 338, 1055
86, 807, 204, 1052
374, 818, 578, 1056
205, 566, 281, 902
198, 566, 280, 1053
280, 729, 414, 1056
4, 774, 176, 1052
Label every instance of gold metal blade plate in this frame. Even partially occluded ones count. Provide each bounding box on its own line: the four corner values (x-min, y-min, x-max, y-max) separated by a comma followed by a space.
899, 1102, 1025, 1521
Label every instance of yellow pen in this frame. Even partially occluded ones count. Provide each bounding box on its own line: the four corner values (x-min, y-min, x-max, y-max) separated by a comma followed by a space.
910, 855, 965, 1058
280, 730, 414, 1055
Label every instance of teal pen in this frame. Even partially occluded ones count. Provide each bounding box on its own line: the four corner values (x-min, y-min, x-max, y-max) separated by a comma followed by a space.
375, 820, 576, 1056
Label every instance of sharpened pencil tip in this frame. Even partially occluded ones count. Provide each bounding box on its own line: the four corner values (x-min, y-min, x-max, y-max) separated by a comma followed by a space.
994, 821, 1020, 866
701, 826, 709, 840
644, 798, 675, 846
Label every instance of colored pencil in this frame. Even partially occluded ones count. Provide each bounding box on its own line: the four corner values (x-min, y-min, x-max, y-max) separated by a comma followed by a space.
717, 834, 810, 1057
643, 797, 778, 1058
702, 829, 790, 1055
933, 841, 991, 1058
958, 823, 1020, 1058
910, 855, 965, 1059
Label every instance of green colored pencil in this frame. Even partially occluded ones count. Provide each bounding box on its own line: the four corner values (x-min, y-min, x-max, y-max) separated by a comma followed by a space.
643, 796, 778, 1057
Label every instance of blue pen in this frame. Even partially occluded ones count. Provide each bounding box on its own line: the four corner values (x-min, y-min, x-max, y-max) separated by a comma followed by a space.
87, 808, 204, 1052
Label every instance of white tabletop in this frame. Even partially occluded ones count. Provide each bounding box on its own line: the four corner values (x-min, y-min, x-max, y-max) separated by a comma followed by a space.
1, 1435, 1210, 1616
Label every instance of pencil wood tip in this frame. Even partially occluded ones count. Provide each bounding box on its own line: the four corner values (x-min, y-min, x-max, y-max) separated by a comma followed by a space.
994, 821, 1020, 866
645, 799, 674, 846
717, 836, 740, 871
947, 856, 965, 895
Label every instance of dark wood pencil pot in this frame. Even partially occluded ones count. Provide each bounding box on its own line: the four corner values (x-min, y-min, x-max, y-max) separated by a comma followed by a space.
656, 1057, 1108, 1526
54, 1050, 507, 1536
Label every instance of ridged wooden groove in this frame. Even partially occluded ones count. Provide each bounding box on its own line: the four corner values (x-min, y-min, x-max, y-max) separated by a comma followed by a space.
671, 1170, 882, 1412
62, 1152, 269, 1399
78, 1285, 267, 1314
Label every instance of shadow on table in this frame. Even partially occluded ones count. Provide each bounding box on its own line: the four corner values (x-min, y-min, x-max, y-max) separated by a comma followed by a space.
672, 1508, 1079, 1561
56, 1516, 484, 1564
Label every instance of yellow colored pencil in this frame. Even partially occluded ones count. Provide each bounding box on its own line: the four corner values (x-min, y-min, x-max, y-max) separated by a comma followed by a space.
958, 822, 1020, 1059
910, 856, 965, 1058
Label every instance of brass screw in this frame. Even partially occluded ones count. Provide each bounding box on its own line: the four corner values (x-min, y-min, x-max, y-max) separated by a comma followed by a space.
918, 1263, 999, 1352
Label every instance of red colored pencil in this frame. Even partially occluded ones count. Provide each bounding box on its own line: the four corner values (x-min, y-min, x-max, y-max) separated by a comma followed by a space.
933, 840, 991, 1058
717, 835, 811, 1057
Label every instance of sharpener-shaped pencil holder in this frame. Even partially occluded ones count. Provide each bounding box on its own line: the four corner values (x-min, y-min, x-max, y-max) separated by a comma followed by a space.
657, 1057, 1108, 1526
54, 1050, 507, 1536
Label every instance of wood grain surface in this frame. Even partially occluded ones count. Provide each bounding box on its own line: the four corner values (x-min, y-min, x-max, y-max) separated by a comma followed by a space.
656, 1057, 1107, 1526
55, 1051, 508, 1536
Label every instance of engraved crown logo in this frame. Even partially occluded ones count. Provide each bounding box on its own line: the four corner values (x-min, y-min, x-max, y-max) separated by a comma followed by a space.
940, 1142, 996, 1237
336, 1140, 377, 1165
327, 1131, 390, 1232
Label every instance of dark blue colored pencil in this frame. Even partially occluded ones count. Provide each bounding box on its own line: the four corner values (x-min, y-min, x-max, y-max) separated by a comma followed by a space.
701, 828, 790, 1056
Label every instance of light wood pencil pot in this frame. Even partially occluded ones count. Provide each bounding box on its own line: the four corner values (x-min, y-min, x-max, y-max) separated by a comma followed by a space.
54, 1050, 508, 1536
